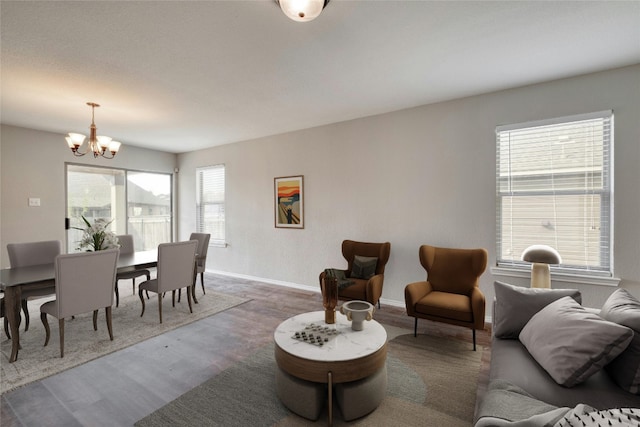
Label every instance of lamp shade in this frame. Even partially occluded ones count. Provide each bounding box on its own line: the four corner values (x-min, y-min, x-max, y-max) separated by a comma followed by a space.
521, 245, 562, 264
278, 0, 326, 22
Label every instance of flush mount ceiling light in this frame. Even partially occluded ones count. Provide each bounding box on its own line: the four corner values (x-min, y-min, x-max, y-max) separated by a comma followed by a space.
65, 102, 121, 159
276, 0, 330, 22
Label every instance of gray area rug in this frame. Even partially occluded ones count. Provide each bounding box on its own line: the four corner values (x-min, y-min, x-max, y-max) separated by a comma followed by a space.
1, 290, 248, 393
136, 332, 483, 426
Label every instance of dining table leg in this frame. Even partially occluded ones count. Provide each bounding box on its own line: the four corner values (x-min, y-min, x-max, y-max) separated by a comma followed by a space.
5, 286, 22, 363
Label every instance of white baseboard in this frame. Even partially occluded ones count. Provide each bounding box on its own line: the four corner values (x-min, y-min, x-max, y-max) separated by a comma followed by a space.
206, 269, 490, 323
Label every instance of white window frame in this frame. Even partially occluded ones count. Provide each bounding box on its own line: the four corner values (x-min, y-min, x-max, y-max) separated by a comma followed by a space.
495, 111, 614, 281
66, 163, 173, 252
196, 164, 226, 247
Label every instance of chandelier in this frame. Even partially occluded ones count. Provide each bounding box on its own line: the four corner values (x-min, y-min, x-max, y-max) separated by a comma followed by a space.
276, 0, 330, 22
66, 102, 121, 159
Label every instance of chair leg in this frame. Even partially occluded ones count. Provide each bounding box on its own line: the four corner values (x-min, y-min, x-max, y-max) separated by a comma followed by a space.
115, 282, 120, 308
22, 299, 30, 332
1, 299, 9, 339
139, 288, 146, 317
106, 306, 114, 341
145, 273, 151, 299
41, 312, 50, 346
200, 272, 205, 294
4, 317, 10, 340
177, 288, 181, 303
414, 318, 418, 337
58, 318, 65, 358
473, 329, 476, 351
186, 286, 193, 314
92, 310, 98, 331
158, 294, 163, 324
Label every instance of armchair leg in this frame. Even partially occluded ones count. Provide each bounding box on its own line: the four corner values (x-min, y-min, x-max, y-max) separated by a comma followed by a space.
92, 310, 98, 331
414, 318, 418, 337
473, 329, 476, 351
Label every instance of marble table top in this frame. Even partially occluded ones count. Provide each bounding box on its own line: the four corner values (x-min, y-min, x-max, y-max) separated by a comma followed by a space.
273, 310, 387, 362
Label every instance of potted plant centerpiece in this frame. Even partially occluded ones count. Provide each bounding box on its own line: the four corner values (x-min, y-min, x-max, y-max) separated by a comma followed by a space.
74, 216, 120, 251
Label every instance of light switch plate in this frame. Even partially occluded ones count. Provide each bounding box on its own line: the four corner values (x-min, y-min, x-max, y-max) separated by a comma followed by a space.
28, 197, 41, 207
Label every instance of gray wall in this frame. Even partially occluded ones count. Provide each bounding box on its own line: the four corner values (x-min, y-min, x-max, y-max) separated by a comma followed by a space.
1, 66, 638, 317
0, 125, 177, 266
177, 65, 640, 315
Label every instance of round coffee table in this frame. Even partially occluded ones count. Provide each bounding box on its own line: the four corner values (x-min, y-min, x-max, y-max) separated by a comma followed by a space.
274, 310, 387, 424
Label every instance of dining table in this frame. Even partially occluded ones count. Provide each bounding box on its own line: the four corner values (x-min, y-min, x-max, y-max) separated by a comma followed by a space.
0, 250, 159, 363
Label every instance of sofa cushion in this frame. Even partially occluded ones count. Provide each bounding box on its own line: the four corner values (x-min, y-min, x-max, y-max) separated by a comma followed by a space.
350, 255, 377, 280
338, 278, 367, 300
493, 281, 582, 339
488, 338, 640, 410
415, 291, 473, 323
600, 288, 640, 394
519, 296, 633, 387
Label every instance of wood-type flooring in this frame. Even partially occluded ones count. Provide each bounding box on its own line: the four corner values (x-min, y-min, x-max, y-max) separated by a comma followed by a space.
1, 274, 491, 426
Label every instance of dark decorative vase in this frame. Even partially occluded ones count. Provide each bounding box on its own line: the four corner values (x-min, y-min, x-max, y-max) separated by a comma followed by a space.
321, 275, 338, 324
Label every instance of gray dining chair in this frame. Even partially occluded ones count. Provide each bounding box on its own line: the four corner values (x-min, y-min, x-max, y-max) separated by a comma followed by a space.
190, 233, 211, 295
40, 248, 119, 358
139, 240, 197, 323
115, 235, 151, 307
7, 240, 61, 332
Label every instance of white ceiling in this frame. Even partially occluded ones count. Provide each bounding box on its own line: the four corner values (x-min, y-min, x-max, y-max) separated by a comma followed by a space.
1, 1, 639, 154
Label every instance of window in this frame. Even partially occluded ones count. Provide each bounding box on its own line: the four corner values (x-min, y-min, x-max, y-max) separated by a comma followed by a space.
196, 165, 225, 246
127, 172, 172, 250
66, 165, 172, 252
496, 111, 613, 276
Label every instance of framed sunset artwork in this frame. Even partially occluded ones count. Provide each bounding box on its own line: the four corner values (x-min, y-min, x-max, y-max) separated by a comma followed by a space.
274, 175, 304, 229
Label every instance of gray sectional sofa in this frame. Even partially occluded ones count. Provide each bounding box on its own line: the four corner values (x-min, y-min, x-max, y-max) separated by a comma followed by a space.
474, 282, 640, 426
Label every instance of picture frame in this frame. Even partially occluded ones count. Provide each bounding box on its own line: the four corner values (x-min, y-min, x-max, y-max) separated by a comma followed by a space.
274, 175, 304, 229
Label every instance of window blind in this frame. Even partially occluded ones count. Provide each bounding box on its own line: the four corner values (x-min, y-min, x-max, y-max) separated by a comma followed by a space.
496, 111, 613, 276
196, 165, 225, 246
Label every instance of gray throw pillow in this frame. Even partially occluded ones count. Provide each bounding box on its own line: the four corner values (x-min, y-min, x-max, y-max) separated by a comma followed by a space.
350, 255, 377, 280
519, 296, 633, 387
600, 288, 640, 394
493, 281, 582, 339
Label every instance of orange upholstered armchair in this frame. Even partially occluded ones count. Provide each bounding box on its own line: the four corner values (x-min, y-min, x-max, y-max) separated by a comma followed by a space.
319, 240, 391, 308
404, 245, 487, 350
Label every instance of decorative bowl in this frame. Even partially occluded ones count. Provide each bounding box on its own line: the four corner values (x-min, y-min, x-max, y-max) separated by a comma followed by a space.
340, 300, 375, 331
